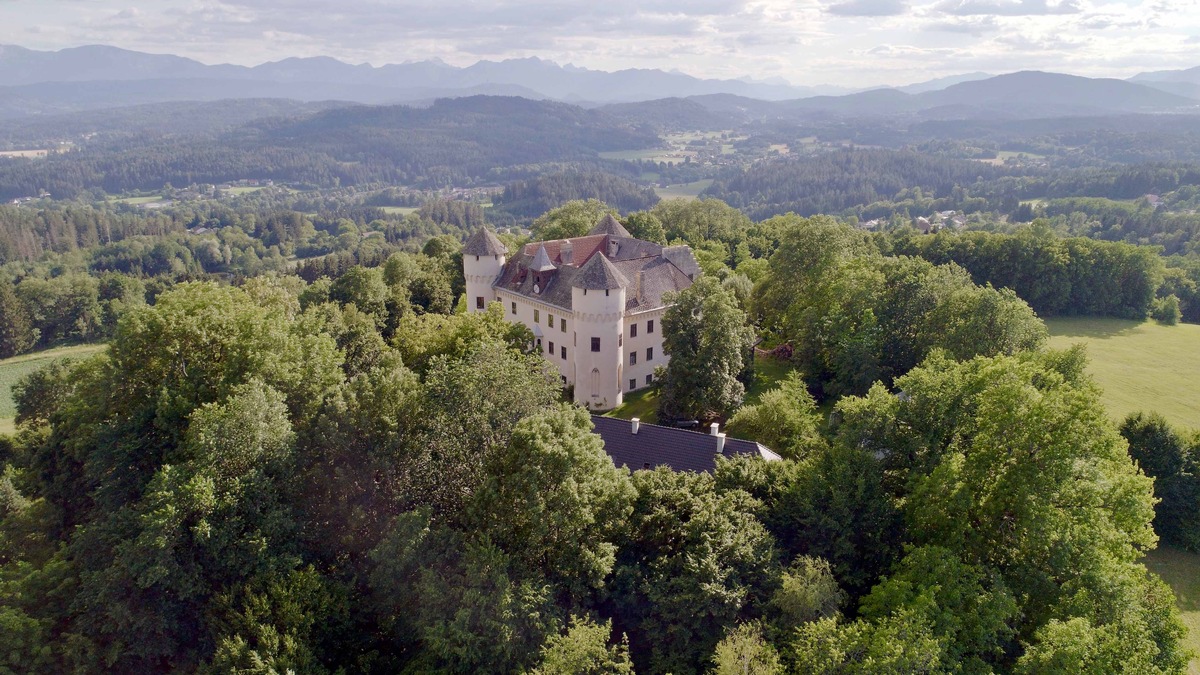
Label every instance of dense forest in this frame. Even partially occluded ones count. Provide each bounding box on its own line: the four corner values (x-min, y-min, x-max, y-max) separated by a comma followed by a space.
0, 207, 1191, 673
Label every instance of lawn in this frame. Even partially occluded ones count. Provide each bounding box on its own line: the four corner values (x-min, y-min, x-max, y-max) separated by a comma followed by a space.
0, 344, 106, 434
1145, 545, 1200, 674
1045, 317, 1200, 430
655, 179, 714, 201
110, 195, 164, 206
380, 206, 419, 216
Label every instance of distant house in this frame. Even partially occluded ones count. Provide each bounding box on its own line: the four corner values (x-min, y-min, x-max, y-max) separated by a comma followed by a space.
1145, 194, 1162, 209
591, 416, 781, 473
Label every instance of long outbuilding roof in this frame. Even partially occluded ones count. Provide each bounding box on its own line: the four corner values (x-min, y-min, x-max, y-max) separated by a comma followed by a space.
591, 415, 781, 472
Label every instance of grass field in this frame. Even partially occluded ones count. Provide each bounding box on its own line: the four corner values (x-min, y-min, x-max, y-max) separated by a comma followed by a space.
599, 148, 690, 163
1145, 545, 1200, 674
1045, 317, 1200, 430
0, 149, 50, 158
655, 179, 714, 201
380, 206, 419, 216
110, 195, 164, 206
0, 344, 106, 435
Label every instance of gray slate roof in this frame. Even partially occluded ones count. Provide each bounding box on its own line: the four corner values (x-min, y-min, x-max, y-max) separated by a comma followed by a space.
529, 244, 557, 272
463, 228, 508, 256
591, 416, 781, 472
574, 251, 629, 290
588, 214, 632, 238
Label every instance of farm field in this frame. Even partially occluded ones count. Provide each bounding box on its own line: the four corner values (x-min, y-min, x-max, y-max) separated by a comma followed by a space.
110, 195, 164, 206
0, 344, 106, 435
1045, 317, 1200, 430
0, 149, 50, 158
655, 179, 713, 200
380, 206, 419, 216
1145, 545, 1200, 674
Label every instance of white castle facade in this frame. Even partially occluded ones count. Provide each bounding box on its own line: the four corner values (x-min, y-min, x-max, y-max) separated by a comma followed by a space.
463, 215, 700, 411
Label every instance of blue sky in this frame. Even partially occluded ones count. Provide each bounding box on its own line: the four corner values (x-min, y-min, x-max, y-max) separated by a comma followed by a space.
1, 0, 1197, 87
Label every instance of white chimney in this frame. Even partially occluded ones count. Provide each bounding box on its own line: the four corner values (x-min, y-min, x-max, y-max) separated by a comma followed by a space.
631, 418, 640, 435
710, 422, 720, 436
608, 239, 619, 257
561, 240, 573, 265
716, 433, 726, 454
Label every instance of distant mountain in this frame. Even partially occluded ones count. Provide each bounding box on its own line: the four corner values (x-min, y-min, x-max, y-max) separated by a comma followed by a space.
1131, 65, 1200, 84
682, 71, 1198, 121
920, 71, 1196, 116
897, 72, 993, 94
0, 44, 823, 115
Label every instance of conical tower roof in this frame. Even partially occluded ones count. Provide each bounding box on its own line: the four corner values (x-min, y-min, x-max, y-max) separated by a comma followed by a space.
573, 250, 629, 290
463, 227, 508, 256
587, 214, 632, 238
529, 244, 557, 272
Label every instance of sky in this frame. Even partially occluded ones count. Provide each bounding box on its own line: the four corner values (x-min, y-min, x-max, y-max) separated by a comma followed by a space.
0, 0, 1197, 88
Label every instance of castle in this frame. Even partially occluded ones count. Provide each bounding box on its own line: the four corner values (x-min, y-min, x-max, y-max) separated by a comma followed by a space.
463, 215, 700, 411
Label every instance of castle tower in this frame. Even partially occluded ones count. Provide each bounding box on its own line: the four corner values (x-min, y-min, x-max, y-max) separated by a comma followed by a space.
462, 228, 508, 313
571, 252, 628, 411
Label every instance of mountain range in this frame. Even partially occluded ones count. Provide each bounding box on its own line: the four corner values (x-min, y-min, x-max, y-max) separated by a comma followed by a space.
0, 44, 1198, 122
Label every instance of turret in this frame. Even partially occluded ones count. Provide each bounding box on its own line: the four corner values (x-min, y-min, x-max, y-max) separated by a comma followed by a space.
571, 253, 628, 411
462, 228, 508, 313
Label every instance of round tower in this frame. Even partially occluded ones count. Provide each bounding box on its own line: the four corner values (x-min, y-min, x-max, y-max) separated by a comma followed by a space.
571, 252, 628, 411
462, 228, 508, 313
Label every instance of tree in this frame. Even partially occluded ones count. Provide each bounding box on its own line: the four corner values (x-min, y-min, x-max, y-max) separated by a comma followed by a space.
623, 211, 667, 244
0, 278, 36, 358
532, 616, 635, 675
710, 622, 782, 675
611, 468, 779, 674
658, 276, 755, 420
769, 555, 845, 634
1121, 412, 1200, 551
726, 372, 825, 460
530, 199, 617, 241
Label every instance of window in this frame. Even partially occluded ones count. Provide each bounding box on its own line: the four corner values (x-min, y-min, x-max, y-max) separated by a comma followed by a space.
619, 333, 623, 347
511, 301, 516, 315
475, 296, 485, 310
561, 320, 567, 333
591, 337, 601, 352
549, 341, 555, 355
629, 378, 636, 390
646, 374, 653, 385
548, 314, 555, 328
630, 352, 637, 365
534, 309, 540, 323
560, 346, 566, 360
648, 319, 655, 333
646, 347, 654, 361
630, 323, 638, 338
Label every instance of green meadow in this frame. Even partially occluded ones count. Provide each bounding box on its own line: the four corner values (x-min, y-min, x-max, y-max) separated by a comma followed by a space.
1045, 317, 1200, 430
1145, 545, 1200, 674
0, 344, 106, 435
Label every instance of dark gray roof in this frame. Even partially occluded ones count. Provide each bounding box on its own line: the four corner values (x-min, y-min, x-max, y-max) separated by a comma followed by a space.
573, 251, 629, 290
463, 228, 508, 256
529, 244, 557, 272
588, 214, 632, 238
591, 416, 780, 472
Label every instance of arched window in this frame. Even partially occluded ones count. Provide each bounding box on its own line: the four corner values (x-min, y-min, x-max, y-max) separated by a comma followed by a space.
590, 368, 600, 399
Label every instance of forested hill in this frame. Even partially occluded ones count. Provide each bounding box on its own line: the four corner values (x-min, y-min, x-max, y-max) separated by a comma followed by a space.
0, 96, 659, 200
706, 149, 1021, 220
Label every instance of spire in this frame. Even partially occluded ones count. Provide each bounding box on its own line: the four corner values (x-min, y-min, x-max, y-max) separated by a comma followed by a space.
463, 227, 508, 256
573, 250, 629, 290
587, 214, 632, 238
529, 244, 557, 272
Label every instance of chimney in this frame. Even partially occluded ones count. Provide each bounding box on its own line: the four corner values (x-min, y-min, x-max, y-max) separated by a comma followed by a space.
631, 418, 640, 435
716, 433, 726, 454
710, 422, 719, 436
608, 238, 619, 257
561, 240, 573, 266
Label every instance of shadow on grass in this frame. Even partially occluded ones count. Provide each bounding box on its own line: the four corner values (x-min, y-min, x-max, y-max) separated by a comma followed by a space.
1146, 545, 1200, 612
1044, 316, 1147, 340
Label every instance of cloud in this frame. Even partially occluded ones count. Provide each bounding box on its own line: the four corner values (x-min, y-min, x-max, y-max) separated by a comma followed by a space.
826, 0, 908, 15
923, 16, 1000, 33
934, 0, 1082, 15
